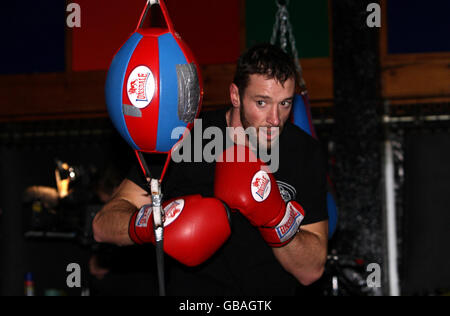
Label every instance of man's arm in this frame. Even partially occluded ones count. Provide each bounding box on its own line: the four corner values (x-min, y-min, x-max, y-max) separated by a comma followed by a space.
93, 179, 232, 267
92, 179, 151, 246
272, 220, 328, 286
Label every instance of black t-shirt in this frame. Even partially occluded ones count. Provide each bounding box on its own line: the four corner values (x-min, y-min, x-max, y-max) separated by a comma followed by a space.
126, 107, 328, 296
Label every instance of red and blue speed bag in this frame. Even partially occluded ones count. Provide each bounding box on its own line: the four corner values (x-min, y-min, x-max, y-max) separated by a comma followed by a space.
105, 4, 203, 154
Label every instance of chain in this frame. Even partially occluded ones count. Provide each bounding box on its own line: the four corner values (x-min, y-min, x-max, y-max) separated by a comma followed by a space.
270, 0, 306, 89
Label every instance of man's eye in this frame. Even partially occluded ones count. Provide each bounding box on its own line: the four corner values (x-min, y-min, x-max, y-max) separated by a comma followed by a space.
256, 100, 266, 106
280, 101, 292, 107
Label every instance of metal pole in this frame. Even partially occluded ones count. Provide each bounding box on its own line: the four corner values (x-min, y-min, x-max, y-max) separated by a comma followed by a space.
384, 139, 400, 296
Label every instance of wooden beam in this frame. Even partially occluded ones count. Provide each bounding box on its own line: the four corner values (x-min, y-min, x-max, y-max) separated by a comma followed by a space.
0, 57, 334, 122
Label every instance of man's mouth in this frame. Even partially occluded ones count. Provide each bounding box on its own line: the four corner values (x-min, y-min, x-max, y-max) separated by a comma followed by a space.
260, 127, 279, 141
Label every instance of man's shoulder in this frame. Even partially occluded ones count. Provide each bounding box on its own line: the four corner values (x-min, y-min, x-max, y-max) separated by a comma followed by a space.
279, 122, 327, 173
198, 107, 229, 128
282, 122, 322, 151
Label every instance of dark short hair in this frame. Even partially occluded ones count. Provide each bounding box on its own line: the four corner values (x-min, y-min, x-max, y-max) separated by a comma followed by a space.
233, 43, 298, 97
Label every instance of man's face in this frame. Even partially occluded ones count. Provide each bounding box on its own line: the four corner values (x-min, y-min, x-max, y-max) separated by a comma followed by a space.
235, 74, 295, 149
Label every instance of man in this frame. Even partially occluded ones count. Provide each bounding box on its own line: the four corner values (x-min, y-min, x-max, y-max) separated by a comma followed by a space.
93, 43, 328, 295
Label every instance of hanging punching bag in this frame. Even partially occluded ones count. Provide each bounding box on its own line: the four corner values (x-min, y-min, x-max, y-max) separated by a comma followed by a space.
105, 0, 203, 156
291, 92, 338, 238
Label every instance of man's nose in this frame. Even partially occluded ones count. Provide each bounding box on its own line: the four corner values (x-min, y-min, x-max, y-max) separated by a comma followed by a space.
267, 105, 280, 126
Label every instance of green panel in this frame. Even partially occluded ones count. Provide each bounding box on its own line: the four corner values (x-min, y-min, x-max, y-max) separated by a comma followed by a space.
246, 0, 330, 58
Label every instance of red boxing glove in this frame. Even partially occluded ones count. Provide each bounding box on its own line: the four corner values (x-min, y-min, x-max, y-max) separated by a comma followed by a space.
129, 194, 231, 266
214, 145, 305, 247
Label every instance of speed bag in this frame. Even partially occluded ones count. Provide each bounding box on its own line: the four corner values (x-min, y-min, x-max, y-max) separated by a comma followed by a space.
105, 1, 203, 154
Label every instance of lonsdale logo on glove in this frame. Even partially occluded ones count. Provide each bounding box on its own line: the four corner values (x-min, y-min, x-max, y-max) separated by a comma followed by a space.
259, 200, 305, 247
129, 194, 231, 267
163, 199, 184, 226
275, 201, 304, 242
251, 171, 272, 202
134, 199, 185, 229
135, 205, 152, 228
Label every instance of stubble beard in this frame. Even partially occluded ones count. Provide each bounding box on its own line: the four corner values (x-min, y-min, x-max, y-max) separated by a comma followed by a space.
239, 104, 281, 153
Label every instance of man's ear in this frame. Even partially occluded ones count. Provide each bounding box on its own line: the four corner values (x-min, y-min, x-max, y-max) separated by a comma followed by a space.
229, 83, 240, 109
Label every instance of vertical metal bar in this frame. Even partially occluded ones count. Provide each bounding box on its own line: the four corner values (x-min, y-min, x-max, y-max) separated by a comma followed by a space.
384, 139, 400, 296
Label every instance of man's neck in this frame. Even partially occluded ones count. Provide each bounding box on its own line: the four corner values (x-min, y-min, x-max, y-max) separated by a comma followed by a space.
226, 107, 243, 129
